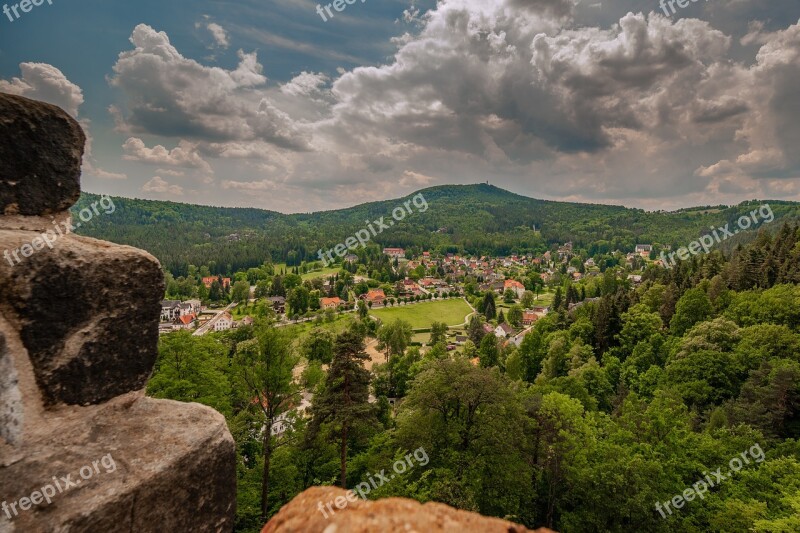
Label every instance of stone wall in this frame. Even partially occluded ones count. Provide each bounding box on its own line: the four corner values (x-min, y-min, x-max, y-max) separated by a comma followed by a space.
0, 93, 236, 532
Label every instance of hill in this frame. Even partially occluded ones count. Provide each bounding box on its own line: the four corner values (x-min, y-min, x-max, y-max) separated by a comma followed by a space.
71, 184, 800, 275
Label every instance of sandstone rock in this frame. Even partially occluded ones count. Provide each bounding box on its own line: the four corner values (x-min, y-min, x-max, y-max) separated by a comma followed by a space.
0, 231, 164, 406
0, 94, 236, 533
0, 394, 236, 532
262, 486, 555, 533
0, 333, 23, 444
0, 93, 85, 216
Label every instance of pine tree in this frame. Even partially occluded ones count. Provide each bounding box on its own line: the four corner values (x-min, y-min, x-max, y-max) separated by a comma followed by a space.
309, 329, 377, 488
233, 326, 299, 521
479, 334, 499, 368
482, 292, 497, 320
467, 314, 486, 345
553, 287, 563, 311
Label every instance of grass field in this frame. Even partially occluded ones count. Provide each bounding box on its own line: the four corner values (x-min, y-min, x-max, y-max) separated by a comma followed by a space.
496, 290, 555, 311
300, 266, 341, 281
271, 262, 341, 281
370, 299, 474, 330
282, 314, 354, 350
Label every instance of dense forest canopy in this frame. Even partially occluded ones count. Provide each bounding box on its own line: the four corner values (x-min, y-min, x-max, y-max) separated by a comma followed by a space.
146, 221, 800, 532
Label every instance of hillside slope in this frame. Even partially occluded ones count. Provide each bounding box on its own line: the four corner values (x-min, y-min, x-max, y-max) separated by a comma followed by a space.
71, 184, 800, 274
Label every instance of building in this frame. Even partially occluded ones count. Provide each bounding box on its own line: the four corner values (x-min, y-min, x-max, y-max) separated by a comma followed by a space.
383, 247, 405, 259
503, 279, 526, 298
268, 296, 286, 314
363, 289, 386, 306
522, 311, 539, 326
635, 244, 652, 257
202, 276, 231, 289
160, 300, 181, 322
175, 314, 197, 330
213, 312, 234, 332
320, 296, 344, 310
495, 323, 515, 338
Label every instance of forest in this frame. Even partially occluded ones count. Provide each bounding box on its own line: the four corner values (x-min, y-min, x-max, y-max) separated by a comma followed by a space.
72, 184, 800, 277
145, 221, 800, 533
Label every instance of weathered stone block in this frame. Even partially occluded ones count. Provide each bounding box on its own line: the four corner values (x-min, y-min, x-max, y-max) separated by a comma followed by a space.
0, 333, 23, 445
262, 486, 553, 533
0, 93, 85, 216
0, 232, 164, 406
0, 395, 236, 532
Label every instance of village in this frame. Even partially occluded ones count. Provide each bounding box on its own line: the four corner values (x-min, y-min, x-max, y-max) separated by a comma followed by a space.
159, 241, 662, 353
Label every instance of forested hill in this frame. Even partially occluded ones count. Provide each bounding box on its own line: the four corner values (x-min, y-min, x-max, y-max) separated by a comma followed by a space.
71, 184, 800, 275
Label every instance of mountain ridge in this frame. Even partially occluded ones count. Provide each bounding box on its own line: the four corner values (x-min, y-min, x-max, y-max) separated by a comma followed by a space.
71, 184, 800, 275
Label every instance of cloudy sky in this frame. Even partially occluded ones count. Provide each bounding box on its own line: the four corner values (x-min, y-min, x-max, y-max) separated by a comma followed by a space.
1, 0, 799, 212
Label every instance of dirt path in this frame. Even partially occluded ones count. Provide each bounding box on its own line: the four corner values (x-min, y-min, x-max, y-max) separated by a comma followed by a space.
364, 338, 387, 371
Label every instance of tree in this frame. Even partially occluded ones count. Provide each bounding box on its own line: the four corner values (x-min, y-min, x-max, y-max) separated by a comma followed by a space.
302, 328, 335, 364
270, 276, 286, 297
670, 288, 713, 336
357, 299, 369, 319
518, 330, 546, 382
507, 305, 523, 328
522, 291, 536, 308
467, 314, 486, 345
503, 289, 516, 304
232, 325, 299, 521
377, 319, 413, 361
395, 358, 527, 516
553, 287, 563, 311
430, 321, 448, 346
664, 349, 742, 409
482, 292, 497, 320
254, 280, 270, 299
147, 331, 232, 417
479, 334, 500, 368
231, 280, 251, 303
209, 279, 223, 302
309, 329, 378, 488
616, 304, 663, 357
287, 286, 310, 315
498, 310, 506, 324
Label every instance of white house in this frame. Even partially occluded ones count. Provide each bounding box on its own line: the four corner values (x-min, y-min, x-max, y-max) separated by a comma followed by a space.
495, 323, 515, 338
160, 300, 181, 322
213, 312, 234, 332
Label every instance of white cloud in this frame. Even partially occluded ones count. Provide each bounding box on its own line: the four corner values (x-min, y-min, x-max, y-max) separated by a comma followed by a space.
206, 23, 230, 48
108, 24, 310, 151
142, 176, 184, 195
0, 63, 128, 181
0, 62, 84, 117
10, 3, 800, 211
122, 137, 213, 174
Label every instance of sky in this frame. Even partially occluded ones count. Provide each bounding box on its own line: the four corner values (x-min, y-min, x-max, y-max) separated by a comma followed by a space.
1, 0, 799, 213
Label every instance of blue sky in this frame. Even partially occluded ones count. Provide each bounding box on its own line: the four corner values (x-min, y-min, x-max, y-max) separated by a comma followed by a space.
1, 0, 799, 212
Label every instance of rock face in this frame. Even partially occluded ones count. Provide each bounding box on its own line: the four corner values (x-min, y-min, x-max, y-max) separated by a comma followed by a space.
262, 487, 555, 533
0, 234, 164, 405
0, 94, 85, 216
0, 92, 236, 532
